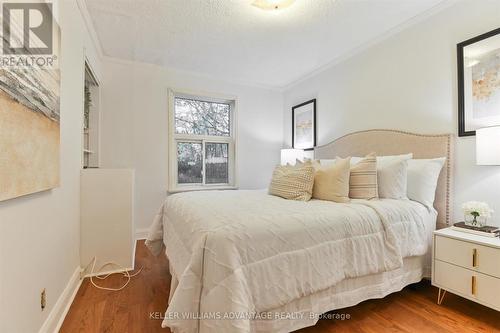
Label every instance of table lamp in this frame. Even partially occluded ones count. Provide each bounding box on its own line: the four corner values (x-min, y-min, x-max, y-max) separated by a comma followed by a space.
280, 149, 305, 166
477, 126, 500, 165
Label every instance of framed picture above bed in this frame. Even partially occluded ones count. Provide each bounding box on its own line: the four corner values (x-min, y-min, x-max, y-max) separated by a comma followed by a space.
458, 27, 500, 137
292, 99, 316, 150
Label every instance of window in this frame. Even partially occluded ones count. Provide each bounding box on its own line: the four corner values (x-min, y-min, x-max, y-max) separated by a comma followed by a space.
168, 91, 237, 191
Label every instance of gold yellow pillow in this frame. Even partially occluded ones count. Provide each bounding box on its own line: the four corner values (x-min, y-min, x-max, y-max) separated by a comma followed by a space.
312, 157, 351, 203
349, 153, 378, 199
268, 163, 315, 201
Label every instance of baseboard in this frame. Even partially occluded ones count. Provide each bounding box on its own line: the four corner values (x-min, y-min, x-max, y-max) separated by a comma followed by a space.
39, 266, 82, 333
132, 238, 137, 270
135, 227, 149, 240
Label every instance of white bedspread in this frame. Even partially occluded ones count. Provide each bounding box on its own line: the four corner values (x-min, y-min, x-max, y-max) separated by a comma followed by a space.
146, 190, 434, 333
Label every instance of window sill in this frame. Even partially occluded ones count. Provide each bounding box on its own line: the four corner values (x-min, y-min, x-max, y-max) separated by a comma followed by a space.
167, 186, 238, 194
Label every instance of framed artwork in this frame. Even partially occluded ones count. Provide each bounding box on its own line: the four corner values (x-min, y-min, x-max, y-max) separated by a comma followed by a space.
292, 99, 316, 150
458, 27, 500, 137
0, 3, 61, 201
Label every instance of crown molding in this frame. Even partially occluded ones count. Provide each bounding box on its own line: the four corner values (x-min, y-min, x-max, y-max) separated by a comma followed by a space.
76, 0, 105, 59
281, 0, 458, 91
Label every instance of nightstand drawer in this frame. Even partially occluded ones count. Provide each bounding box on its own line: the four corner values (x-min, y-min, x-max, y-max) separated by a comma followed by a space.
435, 235, 500, 278
434, 260, 500, 310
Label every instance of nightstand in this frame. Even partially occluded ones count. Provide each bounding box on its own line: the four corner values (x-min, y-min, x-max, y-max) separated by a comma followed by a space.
432, 228, 500, 311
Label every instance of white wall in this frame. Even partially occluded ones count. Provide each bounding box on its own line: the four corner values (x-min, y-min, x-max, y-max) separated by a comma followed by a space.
100, 59, 283, 232
0, 1, 101, 332
283, 0, 500, 226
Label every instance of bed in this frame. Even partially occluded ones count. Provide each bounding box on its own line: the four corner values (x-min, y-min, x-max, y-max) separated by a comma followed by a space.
146, 130, 454, 333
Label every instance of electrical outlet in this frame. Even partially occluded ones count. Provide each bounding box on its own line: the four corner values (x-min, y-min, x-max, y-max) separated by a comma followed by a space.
41, 289, 46, 311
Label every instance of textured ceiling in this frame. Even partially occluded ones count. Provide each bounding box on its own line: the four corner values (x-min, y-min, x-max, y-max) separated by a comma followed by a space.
85, 0, 447, 88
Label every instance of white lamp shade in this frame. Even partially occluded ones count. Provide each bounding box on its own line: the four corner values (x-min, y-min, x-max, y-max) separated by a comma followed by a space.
280, 149, 305, 166
476, 126, 500, 166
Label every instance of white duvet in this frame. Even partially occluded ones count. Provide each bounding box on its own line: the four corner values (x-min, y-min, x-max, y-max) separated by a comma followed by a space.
146, 190, 433, 333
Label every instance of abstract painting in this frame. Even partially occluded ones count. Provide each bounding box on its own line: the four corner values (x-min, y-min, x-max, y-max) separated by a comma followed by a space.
472, 49, 500, 119
458, 27, 500, 136
292, 99, 316, 150
0, 5, 60, 201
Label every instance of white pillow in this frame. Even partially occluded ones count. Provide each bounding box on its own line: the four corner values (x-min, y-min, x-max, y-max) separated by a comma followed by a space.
376, 154, 412, 199
349, 156, 364, 165
407, 157, 446, 208
378, 159, 409, 199
377, 154, 413, 166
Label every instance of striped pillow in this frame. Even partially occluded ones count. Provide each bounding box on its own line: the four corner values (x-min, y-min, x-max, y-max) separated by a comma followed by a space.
349, 153, 378, 199
269, 163, 315, 201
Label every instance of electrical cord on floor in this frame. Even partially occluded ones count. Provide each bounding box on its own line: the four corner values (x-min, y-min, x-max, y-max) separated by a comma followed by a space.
88, 257, 143, 291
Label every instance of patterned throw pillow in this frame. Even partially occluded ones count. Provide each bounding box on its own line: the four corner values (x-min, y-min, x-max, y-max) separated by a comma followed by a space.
349, 153, 378, 200
268, 163, 315, 201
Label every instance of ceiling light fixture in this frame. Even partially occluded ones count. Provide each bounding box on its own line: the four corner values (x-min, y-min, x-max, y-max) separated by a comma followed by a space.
252, 0, 295, 11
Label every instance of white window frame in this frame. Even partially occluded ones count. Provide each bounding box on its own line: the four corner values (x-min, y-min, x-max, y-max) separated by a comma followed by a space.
168, 89, 238, 193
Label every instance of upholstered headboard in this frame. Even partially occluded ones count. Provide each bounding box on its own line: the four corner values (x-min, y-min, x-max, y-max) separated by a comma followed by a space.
314, 130, 454, 227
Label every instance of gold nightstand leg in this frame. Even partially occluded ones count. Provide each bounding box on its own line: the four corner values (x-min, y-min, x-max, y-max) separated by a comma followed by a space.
437, 288, 447, 305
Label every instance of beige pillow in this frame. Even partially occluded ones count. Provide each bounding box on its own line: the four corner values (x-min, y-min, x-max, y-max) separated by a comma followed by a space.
349, 153, 378, 200
269, 163, 315, 201
312, 157, 351, 203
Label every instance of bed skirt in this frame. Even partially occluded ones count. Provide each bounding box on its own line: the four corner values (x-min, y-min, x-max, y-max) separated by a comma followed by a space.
166, 255, 428, 333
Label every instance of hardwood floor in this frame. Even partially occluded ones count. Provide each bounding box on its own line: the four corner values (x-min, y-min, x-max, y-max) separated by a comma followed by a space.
61, 241, 500, 333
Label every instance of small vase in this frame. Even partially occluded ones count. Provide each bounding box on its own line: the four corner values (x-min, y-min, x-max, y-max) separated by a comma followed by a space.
464, 214, 487, 227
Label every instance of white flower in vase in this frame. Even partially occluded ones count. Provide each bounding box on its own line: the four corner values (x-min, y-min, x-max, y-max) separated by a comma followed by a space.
461, 201, 493, 227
